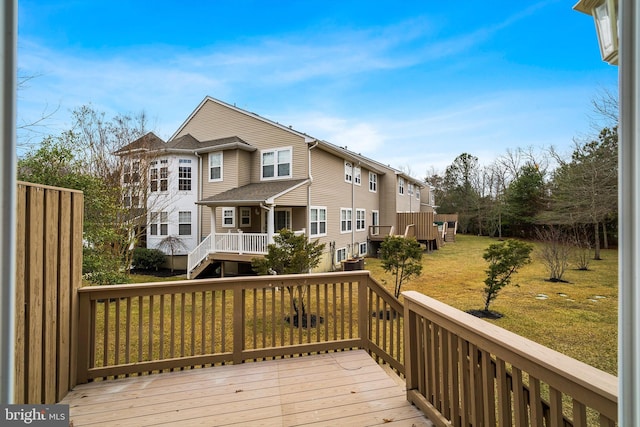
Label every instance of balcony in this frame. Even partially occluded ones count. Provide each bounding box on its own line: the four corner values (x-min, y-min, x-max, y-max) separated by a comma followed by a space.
57, 271, 616, 426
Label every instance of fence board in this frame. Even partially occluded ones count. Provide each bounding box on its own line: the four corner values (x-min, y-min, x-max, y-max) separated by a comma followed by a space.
15, 182, 84, 404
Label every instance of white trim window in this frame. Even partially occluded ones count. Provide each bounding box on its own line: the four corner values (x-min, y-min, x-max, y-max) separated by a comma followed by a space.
159, 211, 169, 235
359, 242, 368, 257
209, 152, 223, 182
149, 211, 158, 235
262, 147, 292, 180
340, 208, 352, 233
222, 207, 235, 228
336, 247, 347, 263
369, 172, 377, 192
178, 160, 192, 191
310, 207, 327, 237
354, 166, 361, 185
160, 165, 168, 192
344, 161, 353, 183
179, 211, 192, 235
398, 177, 405, 195
356, 209, 366, 231
416, 188, 420, 200
240, 207, 251, 227
408, 183, 414, 196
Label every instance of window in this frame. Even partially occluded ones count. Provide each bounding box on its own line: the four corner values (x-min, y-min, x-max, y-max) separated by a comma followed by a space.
123, 163, 131, 184
179, 166, 192, 191
240, 208, 251, 227
344, 162, 353, 183
369, 172, 377, 192
160, 167, 168, 192
340, 208, 352, 233
179, 211, 192, 235
408, 183, 414, 196
209, 152, 223, 181
336, 247, 347, 263
398, 177, 405, 195
359, 242, 368, 257
160, 211, 168, 235
149, 212, 158, 235
124, 195, 131, 208
262, 148, 291, 179
310, 207, 327, 236
416, 188, 420, 200
356, 209, 366, 231
222, 207, 235, 228
150, 168, 158, 192
354, 166, 361, 185
132, 161, 140, 183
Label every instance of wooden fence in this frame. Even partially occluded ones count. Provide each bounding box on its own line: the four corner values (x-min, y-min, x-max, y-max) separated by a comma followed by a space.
76, 271, 404, 382
15, 182, 84, 404
403, 291, 617, 427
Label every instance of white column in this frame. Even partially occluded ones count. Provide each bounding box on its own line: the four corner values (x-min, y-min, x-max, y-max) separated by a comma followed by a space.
210, 207, 217, 253
266, 205, 275, 243
1, 0, 17, 403
619, 0, 640, 423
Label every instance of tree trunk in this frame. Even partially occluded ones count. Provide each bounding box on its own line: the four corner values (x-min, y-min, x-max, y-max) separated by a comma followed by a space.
593, 222, 602, 260
602, 221, 609, 249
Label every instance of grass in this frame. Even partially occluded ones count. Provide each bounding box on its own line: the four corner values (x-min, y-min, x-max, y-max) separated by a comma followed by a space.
365, 234, 618, 376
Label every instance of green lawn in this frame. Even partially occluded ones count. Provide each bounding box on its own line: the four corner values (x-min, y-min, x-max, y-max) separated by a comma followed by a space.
366, 234, 618, 375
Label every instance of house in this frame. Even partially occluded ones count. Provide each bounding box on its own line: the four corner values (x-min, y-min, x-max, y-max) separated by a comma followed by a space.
116, 96, 432, 277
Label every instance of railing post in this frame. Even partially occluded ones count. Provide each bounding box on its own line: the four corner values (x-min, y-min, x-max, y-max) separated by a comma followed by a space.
238, 230, 243, 255
403, 298, 418, 393
359, 275, 369, 351
232, 288, 245, 364
76, 292, 90, 384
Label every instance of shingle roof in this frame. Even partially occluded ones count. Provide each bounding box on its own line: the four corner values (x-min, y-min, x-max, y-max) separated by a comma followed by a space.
113, 132, 166, 155
197, 179, 309, 206
115, 132, 254, 155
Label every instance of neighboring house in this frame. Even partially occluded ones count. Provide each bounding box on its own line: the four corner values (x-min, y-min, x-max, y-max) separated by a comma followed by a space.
117, 96, 433, 277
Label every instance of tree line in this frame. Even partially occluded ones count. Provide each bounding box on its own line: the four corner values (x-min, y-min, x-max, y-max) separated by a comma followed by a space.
428, 96, 618, 261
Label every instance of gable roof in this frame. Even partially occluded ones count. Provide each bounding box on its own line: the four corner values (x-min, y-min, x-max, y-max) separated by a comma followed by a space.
196, 179, 309, 206
170, 96, 316, 143
113, 132, 165, 155
115, 133, 256, 156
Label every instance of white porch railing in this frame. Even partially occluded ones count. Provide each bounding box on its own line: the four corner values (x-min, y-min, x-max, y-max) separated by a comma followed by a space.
187, 231, 270, 278
187, 233, 212, 278
214, 231, 268, 255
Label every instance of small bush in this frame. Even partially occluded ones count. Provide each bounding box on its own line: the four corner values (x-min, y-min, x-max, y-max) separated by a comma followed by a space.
132, 247, 166, 271
83, 247, 130, 286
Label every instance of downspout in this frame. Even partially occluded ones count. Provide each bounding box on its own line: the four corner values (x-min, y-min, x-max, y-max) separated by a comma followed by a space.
352, 161, 360, 258
195, 152, 202, 244
308, 140, 319, 211
308, 140, 319, 267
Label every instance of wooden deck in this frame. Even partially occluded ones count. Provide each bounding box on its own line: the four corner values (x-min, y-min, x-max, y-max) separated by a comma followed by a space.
61, 350, 433, 426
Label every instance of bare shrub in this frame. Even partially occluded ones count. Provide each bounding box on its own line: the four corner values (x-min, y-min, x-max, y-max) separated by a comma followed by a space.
535, 226, 572, 282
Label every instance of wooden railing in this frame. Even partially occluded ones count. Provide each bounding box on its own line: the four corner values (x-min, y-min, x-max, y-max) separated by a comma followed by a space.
15, 182, 84, 404
76, 271, 404, 382
403, 291, 617, 427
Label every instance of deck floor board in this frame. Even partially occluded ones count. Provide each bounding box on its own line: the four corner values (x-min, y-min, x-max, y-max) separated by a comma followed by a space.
62, 350, 433, 426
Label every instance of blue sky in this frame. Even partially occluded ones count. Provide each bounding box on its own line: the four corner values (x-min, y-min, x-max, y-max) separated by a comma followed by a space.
17, 0, 617, 175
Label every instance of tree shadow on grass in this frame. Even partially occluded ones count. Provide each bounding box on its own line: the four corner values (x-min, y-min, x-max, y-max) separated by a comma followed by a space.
466, 309, 503, 320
